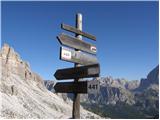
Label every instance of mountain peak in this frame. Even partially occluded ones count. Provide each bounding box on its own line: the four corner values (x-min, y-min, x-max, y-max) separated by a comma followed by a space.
1, 43, 33, 80
138, 65, 159, 91
147, 65, 159, 84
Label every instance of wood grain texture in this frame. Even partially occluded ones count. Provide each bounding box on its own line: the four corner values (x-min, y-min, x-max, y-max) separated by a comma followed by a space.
57, 33, 97, 54
54, 64, 100, 80
61, 23, 96, 40
54, 81, 87, 93
60, 46, 98, 65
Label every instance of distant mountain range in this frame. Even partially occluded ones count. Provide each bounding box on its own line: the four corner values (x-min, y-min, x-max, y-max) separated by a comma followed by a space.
45, 65, 159, 119
0, 44, 102, 119
80, 66, 159, 119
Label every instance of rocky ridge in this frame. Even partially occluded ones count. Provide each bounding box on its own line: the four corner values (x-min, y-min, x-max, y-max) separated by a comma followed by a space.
137, 65, 159, 91
78, 77, 139, 105
83, 66, 159, 118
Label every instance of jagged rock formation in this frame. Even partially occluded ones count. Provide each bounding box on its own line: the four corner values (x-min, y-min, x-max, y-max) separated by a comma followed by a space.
79, 77, 138, 105
99, 77, 140, 91
137, 65, 159, 91
44, 80, 55, 92
147, 65, 159, 84
82, 66, 159, 118
0, 43, 102, 119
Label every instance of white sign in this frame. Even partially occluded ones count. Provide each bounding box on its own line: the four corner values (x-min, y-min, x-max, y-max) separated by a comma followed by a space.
61, 48, 71, 60
90, 46, 97, 53
88, 79, 100, 94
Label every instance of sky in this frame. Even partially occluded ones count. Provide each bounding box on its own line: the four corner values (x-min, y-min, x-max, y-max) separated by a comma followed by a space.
1, 1, 159, 81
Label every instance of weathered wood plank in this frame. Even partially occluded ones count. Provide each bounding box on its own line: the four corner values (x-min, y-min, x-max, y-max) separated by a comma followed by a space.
54, 81, 87, 93
61, 23, 96, 40
54, 64, 100, 80
60, 46, 98, 65
57, 33, 97, 54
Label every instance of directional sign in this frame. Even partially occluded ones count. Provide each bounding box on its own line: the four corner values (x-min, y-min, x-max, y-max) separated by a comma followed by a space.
61, 23, 96, 41
54, 80, 100, 94
88, 79, 100, 94
54, 64, 100, 80
54, 81, 87, 93
57, 33, 97, 54
60, 46, 98, 65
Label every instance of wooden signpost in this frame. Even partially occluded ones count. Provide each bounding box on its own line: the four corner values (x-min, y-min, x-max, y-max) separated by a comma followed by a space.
54, 13, 100, 119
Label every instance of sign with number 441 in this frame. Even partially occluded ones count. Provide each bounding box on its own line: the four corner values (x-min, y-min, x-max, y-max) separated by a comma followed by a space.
87, 79, 100, 94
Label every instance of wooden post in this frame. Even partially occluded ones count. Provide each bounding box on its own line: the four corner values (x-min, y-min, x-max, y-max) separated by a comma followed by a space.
72, 13, 82, 119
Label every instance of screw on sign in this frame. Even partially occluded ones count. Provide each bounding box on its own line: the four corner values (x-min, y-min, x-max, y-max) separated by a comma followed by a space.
54, 13, 100, 119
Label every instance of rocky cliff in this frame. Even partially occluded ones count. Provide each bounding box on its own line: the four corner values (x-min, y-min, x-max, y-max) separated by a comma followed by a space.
137, 65, 159, 91
0, 43, 102, 119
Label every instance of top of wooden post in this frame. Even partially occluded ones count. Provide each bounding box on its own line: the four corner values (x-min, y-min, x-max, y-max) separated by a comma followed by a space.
76, 13, 82, 40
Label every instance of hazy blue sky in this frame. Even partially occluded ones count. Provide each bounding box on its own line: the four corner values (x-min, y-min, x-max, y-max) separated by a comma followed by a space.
2, 1, 159, 80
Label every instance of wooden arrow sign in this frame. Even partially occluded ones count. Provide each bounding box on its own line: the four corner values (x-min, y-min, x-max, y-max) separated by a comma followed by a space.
60, 46, 98, 65
61, 23, 96, 41
57, 33, 97, 54
54, 64, 100, 80
54, 81, 87, 93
